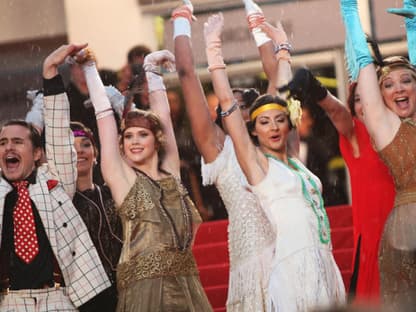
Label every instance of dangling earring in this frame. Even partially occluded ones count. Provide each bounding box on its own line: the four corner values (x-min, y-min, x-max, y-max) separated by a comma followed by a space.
93, 159, 98, 166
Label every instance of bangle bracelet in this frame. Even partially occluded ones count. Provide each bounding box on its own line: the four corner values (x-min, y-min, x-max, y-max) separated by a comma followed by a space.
274, 42, 293, 54
95, 108, 113, 120
207, 64, 226, 72
220, 99, 238, 118
275, 50, 292, 64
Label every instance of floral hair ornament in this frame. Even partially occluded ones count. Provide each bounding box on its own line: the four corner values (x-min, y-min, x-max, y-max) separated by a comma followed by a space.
286, 97, 302, 128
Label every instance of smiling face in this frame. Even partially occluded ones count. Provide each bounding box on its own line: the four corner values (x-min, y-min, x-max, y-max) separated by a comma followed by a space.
0, 124, 41, 181
380, 68, 416, 119
251, 109, 291, 155
74, 136, 96, 177
122, 126, 158, 166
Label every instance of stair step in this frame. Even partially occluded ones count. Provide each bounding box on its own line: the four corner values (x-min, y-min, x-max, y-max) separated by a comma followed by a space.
331, 226, 354, 249
193, 241, 229, 266
333, 247, 354, 271
195, 220, 229, 245
204, 284, 228, 309
326, 205, 353, 228
199, 263, 229, 287
342, 269, 354, 292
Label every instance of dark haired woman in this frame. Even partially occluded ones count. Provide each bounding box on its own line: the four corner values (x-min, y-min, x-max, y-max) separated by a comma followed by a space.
70, 121, 122, 312
205, 13, 345, 311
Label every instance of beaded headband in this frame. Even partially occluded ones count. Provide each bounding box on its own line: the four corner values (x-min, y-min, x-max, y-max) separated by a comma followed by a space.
377, 57, 416, 84
250, 103, 288, 121
72, 129, 95, 145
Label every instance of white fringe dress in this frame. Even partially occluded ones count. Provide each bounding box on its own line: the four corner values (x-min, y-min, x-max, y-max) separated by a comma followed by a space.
202, 136, 275, 312
250, 157, 346, 311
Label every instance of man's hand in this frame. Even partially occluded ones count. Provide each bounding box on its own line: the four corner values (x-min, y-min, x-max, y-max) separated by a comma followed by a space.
43, 43, 88, 79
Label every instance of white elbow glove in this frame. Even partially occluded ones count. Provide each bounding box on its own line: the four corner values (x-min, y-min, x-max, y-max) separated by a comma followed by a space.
143, 50, 175, 93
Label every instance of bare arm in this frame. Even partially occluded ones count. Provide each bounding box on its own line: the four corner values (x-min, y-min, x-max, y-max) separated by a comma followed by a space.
205, 13, 267, 185
318, 92, 354, 139
358, 64, 401, 150
174, 26, 225, 163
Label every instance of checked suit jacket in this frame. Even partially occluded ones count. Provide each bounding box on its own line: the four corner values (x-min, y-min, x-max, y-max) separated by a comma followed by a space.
0, 91, 111, 307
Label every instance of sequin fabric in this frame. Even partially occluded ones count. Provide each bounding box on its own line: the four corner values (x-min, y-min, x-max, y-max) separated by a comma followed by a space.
202, 136, 275, 312
115, 172, 212, 312
378, 120, 416, 311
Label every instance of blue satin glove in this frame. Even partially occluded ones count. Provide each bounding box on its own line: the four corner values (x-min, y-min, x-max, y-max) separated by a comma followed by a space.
388, 0, 416, 65
340, 0, 373, 81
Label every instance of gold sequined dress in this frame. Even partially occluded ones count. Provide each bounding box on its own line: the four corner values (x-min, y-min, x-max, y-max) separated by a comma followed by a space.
378, 120, 416, 311
115, 169, 213, 312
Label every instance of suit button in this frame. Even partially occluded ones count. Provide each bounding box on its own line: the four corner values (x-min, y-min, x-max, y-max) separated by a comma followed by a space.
72, 251, 76, 257
58, 201, 62, 206
63, 222, 67, 228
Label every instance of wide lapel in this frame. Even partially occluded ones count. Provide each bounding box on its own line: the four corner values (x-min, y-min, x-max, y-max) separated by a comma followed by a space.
0, 177, 12, 246
28, 169, 58, 254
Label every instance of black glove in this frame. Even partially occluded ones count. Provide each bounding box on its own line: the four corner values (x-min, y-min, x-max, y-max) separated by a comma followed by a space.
278, 68, 328, 104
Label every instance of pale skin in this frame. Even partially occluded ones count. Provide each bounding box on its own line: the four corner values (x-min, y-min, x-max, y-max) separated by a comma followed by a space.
356, 64, 402, 151
85, 53, 179, 207
317, 66, 416, 157
206, 13, 292, 186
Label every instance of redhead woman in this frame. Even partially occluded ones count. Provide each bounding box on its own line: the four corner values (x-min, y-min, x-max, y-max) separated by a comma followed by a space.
72, 48, 212, 312
204, 13, 345, 311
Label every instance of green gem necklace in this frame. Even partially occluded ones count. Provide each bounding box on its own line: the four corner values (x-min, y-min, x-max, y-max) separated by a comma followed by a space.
265, 154, 331, 244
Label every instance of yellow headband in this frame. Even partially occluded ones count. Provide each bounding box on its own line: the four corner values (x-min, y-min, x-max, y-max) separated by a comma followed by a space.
250, 103, 288, 121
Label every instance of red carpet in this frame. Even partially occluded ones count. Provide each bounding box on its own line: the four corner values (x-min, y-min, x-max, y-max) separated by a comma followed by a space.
192, 205, 354, 311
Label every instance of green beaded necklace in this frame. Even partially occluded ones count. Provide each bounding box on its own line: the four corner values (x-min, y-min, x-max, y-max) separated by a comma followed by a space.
264, 154, 331, 244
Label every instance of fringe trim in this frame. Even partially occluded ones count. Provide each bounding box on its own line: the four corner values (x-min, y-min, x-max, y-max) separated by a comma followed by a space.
226, 243, 275, 312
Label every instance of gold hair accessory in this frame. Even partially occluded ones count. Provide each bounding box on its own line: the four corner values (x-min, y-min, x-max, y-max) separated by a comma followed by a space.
286, 97, 302, 128
250, 103, 288, 121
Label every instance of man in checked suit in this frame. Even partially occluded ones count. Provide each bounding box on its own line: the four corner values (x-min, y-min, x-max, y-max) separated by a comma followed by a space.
0, 44, 110, 310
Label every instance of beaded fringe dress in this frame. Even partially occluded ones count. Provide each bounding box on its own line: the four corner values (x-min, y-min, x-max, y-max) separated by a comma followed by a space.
202, 136, 275, 312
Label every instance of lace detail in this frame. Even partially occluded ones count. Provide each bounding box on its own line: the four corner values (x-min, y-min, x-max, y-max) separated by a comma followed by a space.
117, 249, 199, 289
202, 136, 275, 310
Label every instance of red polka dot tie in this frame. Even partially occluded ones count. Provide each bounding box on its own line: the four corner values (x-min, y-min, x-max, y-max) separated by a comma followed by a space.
13, 181, 39, 264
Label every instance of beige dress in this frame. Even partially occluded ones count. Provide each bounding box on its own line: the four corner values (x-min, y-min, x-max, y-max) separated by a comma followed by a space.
115, 169, 213, 312
378, 120, 416, 311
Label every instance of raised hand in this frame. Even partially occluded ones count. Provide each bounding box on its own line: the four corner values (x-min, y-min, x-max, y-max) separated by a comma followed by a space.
259, 21, 289, 46
43, 43, 88, 79
243, 0, 271, 46
204, 13, 226, 72
278, 68, 327, 104
143, 50, 176, 74
143, 50, 175, 93
204, 13, 224, 48
172, 0, 195, 22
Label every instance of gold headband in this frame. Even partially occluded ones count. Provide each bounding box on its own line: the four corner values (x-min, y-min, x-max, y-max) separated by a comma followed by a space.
250, 103, 288, 121
378, 63, 416, 84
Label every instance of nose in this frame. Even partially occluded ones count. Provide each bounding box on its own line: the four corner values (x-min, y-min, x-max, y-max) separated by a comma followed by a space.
270, 120, 279, 130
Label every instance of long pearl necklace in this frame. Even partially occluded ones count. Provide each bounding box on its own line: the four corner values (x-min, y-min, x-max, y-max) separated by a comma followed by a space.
265, 154, 331, 244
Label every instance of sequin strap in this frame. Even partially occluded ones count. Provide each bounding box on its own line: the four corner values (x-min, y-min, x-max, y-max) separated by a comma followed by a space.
395, 187, 416, 207
116, 249, 199, 289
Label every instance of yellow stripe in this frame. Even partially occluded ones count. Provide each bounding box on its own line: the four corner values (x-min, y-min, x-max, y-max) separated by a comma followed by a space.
250, 103, 288, 121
